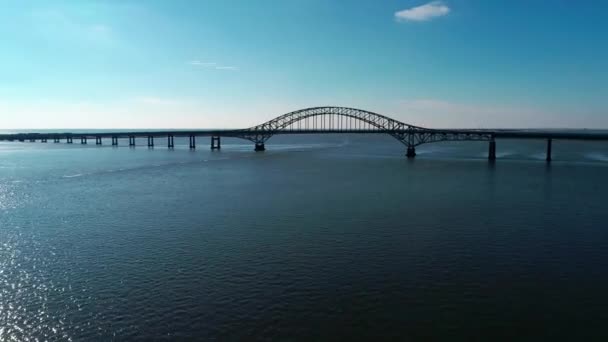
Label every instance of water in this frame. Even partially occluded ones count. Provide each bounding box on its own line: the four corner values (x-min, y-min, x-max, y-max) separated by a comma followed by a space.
1, 134, 608, 340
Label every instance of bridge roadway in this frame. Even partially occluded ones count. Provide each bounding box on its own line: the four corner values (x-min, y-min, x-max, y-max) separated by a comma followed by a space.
1, 129, 607, 162
1, 106, 607, 161
2, 129, 608, 140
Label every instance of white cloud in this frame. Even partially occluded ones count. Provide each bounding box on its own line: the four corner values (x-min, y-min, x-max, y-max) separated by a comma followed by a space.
214, 66, 238, 71
30, 9, 116, 45
91, 24, 110, 33
395, 1, 450, 22
189, 61, 217, 67
133, 97, 179, 105
189, 61, 238, 71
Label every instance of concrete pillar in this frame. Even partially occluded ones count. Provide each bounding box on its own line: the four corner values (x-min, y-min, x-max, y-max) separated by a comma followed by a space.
254, 142, 265, 151
148, 136, 154, 147
211, 136, 221, 150
54, 138, 60, 143
129, 136, 135, 146
67, 137, 73, 144
111, 136, 118, 146
168, 135, 174, 148
488, 140, 496, 160
406, 146, 416, 158
189, 135, 196, 149
41, 138, 47, 143
546, 139, 552, 162
96, 136, 102, 145
81, 137, 87, 144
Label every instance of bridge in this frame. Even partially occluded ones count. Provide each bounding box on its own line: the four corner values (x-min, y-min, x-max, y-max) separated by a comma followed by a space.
1, 106, 608, 161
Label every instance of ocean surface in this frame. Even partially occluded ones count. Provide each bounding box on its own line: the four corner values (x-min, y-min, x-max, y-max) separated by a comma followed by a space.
1, 133, 608, 340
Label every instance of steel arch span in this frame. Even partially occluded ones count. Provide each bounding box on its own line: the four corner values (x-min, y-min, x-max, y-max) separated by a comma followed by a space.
236, 106, 494, 152
7, 105, 605, 160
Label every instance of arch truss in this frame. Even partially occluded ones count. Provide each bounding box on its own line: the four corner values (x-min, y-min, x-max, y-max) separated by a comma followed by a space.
236, 106, 494, 148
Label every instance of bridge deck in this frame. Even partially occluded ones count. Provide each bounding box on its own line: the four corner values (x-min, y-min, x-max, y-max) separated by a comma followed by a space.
1, 129, 608, 141
2, 106, 605, 161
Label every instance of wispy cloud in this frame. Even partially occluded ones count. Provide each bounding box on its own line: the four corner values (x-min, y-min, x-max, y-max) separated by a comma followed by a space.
189, 61, 217, 67
30, 9, 116, 45
188, 61, 239, 71
214, 66, 238, 71
395, 1, 450, 22
91, 24, 111, 34
133, 97, 179, 105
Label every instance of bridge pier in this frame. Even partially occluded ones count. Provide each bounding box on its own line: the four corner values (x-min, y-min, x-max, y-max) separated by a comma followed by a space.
29, 138, 35, 142
148, 136, 154, 147
54, 138, 60, 143
189, 135, 196, 149
546, 139, 552, 162
406, 146, 416, 158
81, 137, 87, 144
168, 135, 174, 148
129, 136, 135, 147
111, 136, 118, 146
95, 136, 102, 145
211, 136, 221, 150
254, 143, 265, 152
41, 138, 47, 143
488, 140, 496, 160
67, 137, 73, 144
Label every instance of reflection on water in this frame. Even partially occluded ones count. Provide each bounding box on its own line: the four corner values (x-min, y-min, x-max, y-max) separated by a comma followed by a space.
0, 232, 73, 341
1, 134, 608, 340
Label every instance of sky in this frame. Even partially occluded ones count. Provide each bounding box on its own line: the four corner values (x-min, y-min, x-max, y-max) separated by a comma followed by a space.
0, 0, 607, 129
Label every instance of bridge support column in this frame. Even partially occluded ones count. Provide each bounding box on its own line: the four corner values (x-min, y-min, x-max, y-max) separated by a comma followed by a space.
111, 136, 118, 146
406, 146, 416, 158
54, 138, 60, 143
211, 136, 221, 150
41, 138, 47, 143
81, 137, 87, 144
96, 136, 102, 145
254, 143, 265, 152
546, 139, 552, 162
29, 138, 36, 142
67, 137, 73, 144
168, 135, 174, 148
148, 136, 154, 147
488, 140, 496, 160
128, 136, 136, 147
189, 135, 196, 149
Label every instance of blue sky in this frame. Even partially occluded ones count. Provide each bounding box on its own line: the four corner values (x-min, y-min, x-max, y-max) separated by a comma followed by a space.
0, 0, 606, 128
